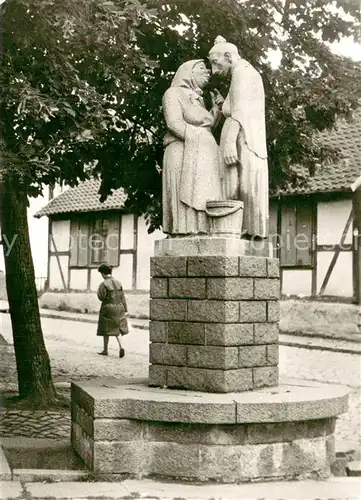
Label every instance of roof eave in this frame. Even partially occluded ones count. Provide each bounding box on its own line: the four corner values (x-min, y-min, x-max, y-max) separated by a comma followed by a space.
34, 206, 125, 219
271, 186, 352, 198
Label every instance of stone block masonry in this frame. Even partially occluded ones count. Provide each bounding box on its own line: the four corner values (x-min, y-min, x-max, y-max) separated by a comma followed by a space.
70, 379, 349, 482
149, 255, 280, 392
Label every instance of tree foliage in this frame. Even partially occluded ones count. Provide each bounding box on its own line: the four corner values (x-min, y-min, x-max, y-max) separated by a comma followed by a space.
1, 0, 156, 191
132, 0, 361, 210
1, 0, 361, 228
0, 0, 156, 402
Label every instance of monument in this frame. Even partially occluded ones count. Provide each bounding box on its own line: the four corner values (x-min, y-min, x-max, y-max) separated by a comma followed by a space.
71, 37, 349, 482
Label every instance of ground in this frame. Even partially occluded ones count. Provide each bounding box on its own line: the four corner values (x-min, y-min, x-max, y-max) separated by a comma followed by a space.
0, 314, 149, 385
0, 312, 360, 453
0, 311, 360, 499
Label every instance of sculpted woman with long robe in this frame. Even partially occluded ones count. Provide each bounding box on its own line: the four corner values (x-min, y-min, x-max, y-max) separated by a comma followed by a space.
208, 36, 269, 239
162, 60, 223, 236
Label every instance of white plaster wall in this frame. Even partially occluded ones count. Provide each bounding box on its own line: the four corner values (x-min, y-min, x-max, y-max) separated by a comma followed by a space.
317, 198, 353, 245
70, 269, 88, 290
136, 217, 165, 290
112, 254, 133, 290
51, 220, 70, 252
0, 242, 5, 272
281, 269, 312, 296
28, 191, 50, 278
52, 184, 66, 198
90, 268, 103, 292
317, 251, 353, 297
49, 255, 68, 290
120, 214, 135, 250
0, 190, 49, 277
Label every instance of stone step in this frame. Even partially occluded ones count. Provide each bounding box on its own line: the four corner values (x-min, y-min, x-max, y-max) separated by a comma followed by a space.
1, 437, 87, 471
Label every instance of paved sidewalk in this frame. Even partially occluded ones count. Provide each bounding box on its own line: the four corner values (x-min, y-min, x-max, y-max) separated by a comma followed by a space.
1, 477, 361, 499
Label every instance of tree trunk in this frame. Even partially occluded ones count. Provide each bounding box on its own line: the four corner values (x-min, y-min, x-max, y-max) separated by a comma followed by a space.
0, 175, 56, 401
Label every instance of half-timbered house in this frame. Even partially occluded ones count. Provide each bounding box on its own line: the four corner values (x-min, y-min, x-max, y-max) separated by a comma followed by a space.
34, 179, 164, 292
269, 108, 361, 301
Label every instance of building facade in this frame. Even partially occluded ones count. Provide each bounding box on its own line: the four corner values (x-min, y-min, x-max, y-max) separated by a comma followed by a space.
35, 179, 164, 292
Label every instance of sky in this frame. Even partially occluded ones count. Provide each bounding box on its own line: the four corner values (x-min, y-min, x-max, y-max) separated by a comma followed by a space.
331, 36, 361, 61
266, 35, 361, 69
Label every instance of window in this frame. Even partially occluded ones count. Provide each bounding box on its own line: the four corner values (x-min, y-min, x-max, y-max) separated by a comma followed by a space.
279, 201, 314, 267
70, 215, 120, 268
91, 218, 109, 264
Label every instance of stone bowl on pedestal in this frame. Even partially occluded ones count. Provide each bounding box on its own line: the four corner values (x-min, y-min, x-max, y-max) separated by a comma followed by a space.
206, 200, 244, 238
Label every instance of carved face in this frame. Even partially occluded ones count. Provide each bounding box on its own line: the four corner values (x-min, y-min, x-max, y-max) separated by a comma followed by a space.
209, 52, 232, 76
192, 61, 211, 89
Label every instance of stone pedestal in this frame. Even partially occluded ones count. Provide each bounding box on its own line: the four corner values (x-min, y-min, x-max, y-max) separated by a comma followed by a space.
71, 378, 349, 481
70, 236, 349, 483
154, 236, 273, 257
149, 238, 280, 393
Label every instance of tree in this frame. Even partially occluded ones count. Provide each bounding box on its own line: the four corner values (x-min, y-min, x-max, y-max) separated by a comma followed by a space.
1, 0, 360, 402
0, 0, 155, 403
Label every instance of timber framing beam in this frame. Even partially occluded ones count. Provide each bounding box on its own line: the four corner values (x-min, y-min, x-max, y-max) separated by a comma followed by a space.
353, 187, 361, 304
319, 209, 353, 296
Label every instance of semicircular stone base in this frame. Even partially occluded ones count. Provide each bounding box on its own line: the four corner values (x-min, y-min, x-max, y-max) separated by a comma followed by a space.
71, 377, 349, 483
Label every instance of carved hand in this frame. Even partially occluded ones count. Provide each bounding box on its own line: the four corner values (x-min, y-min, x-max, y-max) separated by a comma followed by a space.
224, 141, 238, 166
210, 89, 224, 108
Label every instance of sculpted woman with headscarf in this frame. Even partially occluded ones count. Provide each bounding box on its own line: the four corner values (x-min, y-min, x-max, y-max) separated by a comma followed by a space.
162, 59, 224, 236
208, 36, 269, 239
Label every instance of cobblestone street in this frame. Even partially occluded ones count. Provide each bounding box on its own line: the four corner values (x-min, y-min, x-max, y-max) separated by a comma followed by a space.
0, 410, 70, 439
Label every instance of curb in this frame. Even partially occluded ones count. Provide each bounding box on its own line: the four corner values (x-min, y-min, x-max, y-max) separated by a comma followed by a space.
279, 334, 361, 355
38, 312, 149, 331
0, 309, 149, 331
12, 468, 90, 482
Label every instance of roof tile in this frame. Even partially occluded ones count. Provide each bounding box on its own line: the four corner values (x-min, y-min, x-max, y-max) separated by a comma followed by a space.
35, 179, 127, 218
277, 107, 361, 196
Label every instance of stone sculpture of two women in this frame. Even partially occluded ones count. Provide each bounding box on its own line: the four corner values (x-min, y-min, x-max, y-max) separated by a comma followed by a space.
162, 36, 269, 240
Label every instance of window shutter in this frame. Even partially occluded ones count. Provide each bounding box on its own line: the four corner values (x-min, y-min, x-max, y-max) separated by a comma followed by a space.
268, 202, 278, 258
69, 220, 79, 267
77, 220, 90, 267
296, 203, 313, 266
106, 215, 120, 267
280, 205, 297, 266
